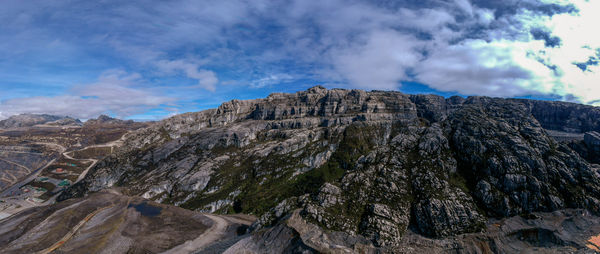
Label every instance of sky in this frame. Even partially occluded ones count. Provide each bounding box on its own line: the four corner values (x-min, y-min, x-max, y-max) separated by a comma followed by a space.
0, 0, 599, 120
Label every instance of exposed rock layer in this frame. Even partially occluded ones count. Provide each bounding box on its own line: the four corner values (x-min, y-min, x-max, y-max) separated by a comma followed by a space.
59, 86, 600, 249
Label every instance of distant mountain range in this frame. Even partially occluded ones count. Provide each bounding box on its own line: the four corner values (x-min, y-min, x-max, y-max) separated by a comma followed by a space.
0, 114, 134, 129
0, 114, 78, 128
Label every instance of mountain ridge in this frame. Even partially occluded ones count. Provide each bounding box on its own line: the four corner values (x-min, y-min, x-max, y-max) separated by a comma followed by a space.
0, 113, 80, 128
57, 86, 600, 252
0, 113, 141, 129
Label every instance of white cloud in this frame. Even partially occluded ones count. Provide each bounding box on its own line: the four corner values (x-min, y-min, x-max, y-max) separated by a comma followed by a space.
2, 0, 600, 121
540, 0, 600, 104
318, 0, 600, 105
424, 0, 600, 104
415, 39, 558, 97
156, 60, 218, 91
306, 0, 495, 91
0, 70, 172, 119
250, 74, 295, 88
454, 0, 475, 17
331, 30, 423, 90
397, 8, 457, 33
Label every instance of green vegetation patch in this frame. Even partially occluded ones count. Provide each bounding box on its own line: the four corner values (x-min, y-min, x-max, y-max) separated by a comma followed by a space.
181, 123, 383, 216
448, 172, 470, 193
29, 181, 56, 192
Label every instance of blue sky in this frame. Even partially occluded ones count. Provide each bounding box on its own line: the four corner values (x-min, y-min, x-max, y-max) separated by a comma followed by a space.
0, 0, 599, 120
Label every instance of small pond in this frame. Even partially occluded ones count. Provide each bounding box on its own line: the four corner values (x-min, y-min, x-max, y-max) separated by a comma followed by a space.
128, 201, 162, 217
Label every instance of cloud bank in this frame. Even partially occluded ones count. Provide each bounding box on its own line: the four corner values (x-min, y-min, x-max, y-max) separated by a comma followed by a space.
1, 0, 599, 119
0, 70, 172, 119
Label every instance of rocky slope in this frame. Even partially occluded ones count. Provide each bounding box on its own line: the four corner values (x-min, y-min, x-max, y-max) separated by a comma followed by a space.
58, 86, 600, 252
44, 117, 83, 127
84, 115, 135, 126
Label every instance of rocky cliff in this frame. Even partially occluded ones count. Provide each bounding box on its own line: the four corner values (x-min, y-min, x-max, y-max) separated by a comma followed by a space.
58, 86, 600, 251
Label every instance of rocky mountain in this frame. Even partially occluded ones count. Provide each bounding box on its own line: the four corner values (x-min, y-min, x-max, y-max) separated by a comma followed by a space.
84, 115, 135, 126
57, 86, 600, 252
45, 117, 83, 127
0, 114, 81, 128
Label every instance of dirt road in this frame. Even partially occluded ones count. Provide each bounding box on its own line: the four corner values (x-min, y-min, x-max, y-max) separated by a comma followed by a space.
162, 214, 253, 254
62, 149, 98, 183
36, 204, 116, 254
63, 138, 126, 183
0, 158, 32, 173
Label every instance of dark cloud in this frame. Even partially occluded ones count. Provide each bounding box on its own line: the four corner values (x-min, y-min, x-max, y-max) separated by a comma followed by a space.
574, 54, 600, 72
531, 28, 562, 47
471, 0, 578, 17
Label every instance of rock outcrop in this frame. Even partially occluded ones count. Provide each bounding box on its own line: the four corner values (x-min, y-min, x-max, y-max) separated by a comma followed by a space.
58, 86, 600, 251
44, 117, 83, 126
585, 132, 600, 152
524, 99, 600, 133
223, 208, 600, 254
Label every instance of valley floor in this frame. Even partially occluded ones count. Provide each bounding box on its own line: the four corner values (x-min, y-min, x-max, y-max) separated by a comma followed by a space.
0, 191, 254, 254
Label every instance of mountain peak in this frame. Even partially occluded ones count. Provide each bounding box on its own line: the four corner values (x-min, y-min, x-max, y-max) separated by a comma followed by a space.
306, 85, 327, 94
85, 115, 133, 126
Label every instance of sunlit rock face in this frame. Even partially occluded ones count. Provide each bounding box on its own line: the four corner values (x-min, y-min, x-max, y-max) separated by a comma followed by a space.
59, 86, 600, 250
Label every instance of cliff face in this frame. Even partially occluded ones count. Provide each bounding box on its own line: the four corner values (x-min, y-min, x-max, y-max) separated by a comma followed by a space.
524, 99, 600, 133
59, 86, 600, 249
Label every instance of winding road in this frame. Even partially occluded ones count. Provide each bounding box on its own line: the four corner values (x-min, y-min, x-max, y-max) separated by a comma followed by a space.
62, 149, 98, 183
64, 135, 128, 183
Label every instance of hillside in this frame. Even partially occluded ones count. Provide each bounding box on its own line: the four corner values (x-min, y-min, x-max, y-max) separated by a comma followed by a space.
53, 86, 600, 252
